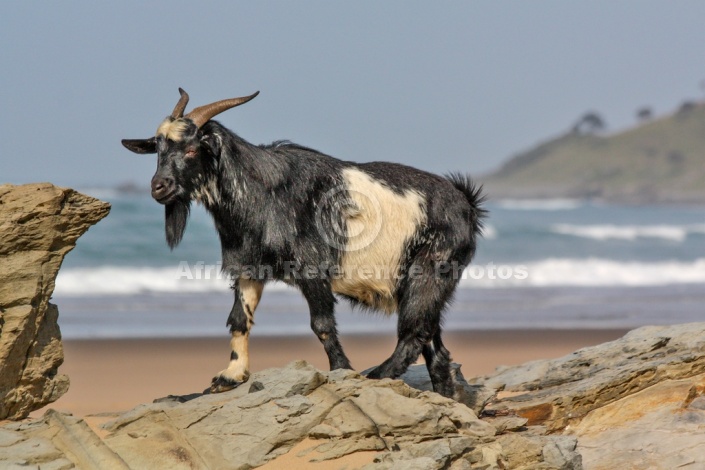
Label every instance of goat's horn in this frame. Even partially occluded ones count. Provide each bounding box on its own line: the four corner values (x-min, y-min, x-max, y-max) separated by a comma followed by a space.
171, 88, 190, 119
186, 91, 260, 128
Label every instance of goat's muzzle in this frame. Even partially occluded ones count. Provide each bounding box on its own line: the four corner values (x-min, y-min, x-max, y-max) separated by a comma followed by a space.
151, 176, 176, 204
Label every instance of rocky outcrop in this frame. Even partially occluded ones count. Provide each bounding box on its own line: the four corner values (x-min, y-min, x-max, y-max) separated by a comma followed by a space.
0, 361, 580, 469
0, 183, 110, 420
472, 322, 705, 468
2, 315, 704, 468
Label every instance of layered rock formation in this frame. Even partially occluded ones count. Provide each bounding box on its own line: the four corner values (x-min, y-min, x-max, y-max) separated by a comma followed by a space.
473, 322, 705, 468
0, 183, 110, 420
0, 361, 580, 469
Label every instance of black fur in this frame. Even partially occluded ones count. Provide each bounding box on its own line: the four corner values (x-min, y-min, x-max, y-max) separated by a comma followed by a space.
226, 287, 249, 334
122, 137, 156, 154
123, 105, 486, 399
298, 278, 352, 371
164, 200, 190, 250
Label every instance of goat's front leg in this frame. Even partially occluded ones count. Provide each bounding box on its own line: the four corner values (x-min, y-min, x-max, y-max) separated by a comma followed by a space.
298, 279, 353, 371
210, 278, 264, 393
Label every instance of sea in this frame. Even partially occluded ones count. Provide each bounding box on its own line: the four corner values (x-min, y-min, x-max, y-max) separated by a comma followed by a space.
53, 190, 705, 339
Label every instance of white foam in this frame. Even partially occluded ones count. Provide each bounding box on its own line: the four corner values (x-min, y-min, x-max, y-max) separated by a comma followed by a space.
551, 224, 705, 242
460, 258, 705, 288
56, 258, 705, 296
482, 223, 498, 240
54, 266, 293, 296
496, 199, 583, 211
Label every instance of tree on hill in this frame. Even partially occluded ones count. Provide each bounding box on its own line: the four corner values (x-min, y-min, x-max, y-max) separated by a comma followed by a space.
572, 112, 606, 135
636, 107, 652, 122
677, 100, 696, 115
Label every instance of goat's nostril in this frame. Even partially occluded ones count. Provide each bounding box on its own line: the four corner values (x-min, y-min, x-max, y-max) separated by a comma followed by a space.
151, 177, 174, 199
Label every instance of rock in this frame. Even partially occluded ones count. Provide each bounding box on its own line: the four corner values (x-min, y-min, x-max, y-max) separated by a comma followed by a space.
485, 415, 528, 434
306, 435, 386, 461
99, 361, 500, 469
0, 183, 110, 420
1, 360, 579, 469
542, 436, 582, 470
473, 323, 705, 432
572, 374, 705, 469
474, 323, 705, 468
0, 409, 128, 469
398, 362, 497, 414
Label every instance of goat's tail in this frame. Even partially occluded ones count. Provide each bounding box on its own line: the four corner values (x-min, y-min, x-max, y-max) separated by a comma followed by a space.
445, 172, 487, 237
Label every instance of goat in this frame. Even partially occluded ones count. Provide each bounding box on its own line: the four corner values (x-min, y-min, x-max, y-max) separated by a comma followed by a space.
122, 89, 485, 397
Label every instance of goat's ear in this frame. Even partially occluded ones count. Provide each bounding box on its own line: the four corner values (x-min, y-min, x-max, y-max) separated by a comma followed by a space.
200, 133, 221, 157
122, 138, 157, 154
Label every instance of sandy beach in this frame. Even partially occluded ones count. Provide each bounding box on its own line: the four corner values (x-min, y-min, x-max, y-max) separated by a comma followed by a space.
41, 329, 628, 418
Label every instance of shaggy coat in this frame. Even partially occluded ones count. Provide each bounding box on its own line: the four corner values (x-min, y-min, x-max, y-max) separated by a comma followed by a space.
122, 90, 485, 398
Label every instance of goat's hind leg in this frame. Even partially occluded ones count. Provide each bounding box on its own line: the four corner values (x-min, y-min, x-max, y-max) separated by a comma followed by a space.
364, 317, 433, 384
422, 332, 455, 398
366, 270, 456, 398
211, 279, 263, 393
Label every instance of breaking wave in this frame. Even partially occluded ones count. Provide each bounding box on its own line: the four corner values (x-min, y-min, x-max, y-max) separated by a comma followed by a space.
551, 224, 705, 242
481, 224, 498, 240
54, 258, 705, 296
460, 258, 705, 288
496, 199, 584, 211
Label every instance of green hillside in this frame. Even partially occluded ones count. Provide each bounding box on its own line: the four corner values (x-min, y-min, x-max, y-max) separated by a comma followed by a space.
482, 102, 705, 204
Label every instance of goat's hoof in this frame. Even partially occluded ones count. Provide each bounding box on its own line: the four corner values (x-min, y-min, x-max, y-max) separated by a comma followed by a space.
437, 382, 456, 399
364, 366, 382, 379
210, 375, 245, 393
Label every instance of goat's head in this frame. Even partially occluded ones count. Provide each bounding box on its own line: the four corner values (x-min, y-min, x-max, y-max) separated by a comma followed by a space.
122, 88, 259, 205
122, 88, 258, 248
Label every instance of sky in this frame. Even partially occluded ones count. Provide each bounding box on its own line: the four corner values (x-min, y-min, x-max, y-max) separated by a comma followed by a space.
2, 1, 705, 188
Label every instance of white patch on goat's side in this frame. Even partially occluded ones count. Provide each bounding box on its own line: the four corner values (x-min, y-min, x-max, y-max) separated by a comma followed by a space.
331, 168, 426, 313
156, 118, 189, 141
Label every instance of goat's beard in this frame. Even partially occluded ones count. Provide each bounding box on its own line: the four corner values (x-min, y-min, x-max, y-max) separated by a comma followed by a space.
165, 199, 191, 250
